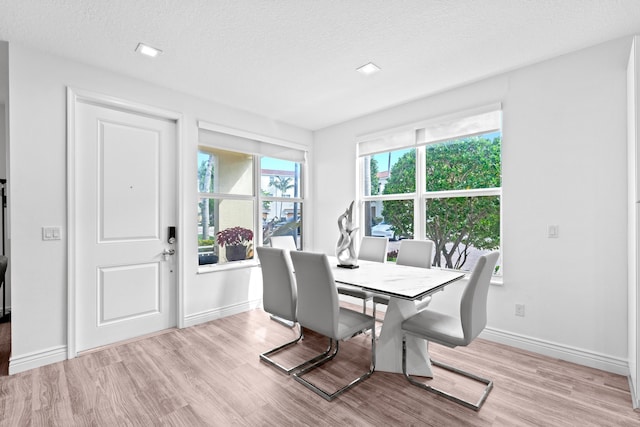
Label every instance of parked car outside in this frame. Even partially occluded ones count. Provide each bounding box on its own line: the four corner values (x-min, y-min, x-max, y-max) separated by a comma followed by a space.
371, 222, 396, 240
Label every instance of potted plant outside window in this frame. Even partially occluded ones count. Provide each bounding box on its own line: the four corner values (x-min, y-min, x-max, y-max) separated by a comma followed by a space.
216, 226, 254, 261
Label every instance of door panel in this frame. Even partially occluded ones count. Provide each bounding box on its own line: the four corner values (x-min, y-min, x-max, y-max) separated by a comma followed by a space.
100, 121, 160, 241
98, 263, 160, 324
75, 101, 176, 352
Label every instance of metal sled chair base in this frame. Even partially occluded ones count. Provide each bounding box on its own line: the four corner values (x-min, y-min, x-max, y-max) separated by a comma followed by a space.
402, 338, 493, 411
259, 325, 317, 375
293, 337, 374, 401
270, 314, 296, 328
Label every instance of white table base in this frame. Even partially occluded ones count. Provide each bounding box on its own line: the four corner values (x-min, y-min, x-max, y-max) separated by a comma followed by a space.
375, 297, 432, 377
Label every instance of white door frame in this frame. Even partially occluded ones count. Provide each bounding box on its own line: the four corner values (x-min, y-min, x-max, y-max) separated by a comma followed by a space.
66, 87, 184, 359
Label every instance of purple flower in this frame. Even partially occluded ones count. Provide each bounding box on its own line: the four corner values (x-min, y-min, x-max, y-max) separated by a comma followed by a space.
216, 226, 254, 247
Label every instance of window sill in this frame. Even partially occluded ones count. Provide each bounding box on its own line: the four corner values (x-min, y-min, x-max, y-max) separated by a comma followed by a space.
197, 259, 259, 274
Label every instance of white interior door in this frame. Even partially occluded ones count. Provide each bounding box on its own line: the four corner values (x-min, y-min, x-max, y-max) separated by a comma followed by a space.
74, 100, 177, 352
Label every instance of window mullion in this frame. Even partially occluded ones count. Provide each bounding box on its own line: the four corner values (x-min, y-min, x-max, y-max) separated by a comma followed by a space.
255, 155, 261, 254
415, 145, 426, 240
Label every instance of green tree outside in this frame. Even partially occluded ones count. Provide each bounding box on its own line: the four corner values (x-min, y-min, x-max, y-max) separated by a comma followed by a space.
370, 157, 380, 196
270, 175, 295, 219
381, 136, 501, 270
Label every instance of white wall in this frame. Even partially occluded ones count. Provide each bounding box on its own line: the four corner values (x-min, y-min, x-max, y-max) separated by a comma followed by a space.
7, 43, 312, 372
0, 41, 9, 313
313, 37, 631, 373
628, 36, 640, 406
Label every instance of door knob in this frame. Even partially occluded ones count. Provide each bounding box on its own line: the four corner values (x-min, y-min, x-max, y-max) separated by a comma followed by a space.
162, 248, 176, 260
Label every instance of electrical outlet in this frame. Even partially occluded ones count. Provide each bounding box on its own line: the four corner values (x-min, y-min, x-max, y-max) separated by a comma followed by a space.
548, 224, 559, 238
515, 304, 525, 317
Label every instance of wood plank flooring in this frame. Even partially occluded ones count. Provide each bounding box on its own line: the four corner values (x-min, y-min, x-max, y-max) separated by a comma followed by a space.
0, 309, 639, 426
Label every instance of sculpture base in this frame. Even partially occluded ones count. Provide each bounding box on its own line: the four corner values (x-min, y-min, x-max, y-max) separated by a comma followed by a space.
337, 264, 359, 269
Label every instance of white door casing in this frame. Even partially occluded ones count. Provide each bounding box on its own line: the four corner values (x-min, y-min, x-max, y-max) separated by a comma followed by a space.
67, 89, 182, 355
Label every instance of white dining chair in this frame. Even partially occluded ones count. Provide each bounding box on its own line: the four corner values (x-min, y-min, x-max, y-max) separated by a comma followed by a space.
269, 235, 298, 251
289, 251, 376, 401
358, 236, 388, 263
400, 251, 500, 411
256, 246, 307, 374
337, 236, 388, 314
396, 239, 435, 268
268, 235, 300, 327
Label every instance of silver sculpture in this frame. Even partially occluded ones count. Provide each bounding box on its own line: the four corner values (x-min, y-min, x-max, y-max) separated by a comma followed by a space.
336, 200, 359, 267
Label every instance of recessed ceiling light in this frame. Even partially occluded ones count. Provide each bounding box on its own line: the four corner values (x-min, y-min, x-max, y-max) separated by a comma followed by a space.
356, 62, 381, 75
135, 43, 162, 58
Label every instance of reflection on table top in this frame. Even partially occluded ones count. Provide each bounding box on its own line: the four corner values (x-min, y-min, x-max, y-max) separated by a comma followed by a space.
328, 256, 465, 301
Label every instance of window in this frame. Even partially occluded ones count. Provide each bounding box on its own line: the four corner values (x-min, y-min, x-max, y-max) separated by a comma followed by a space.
197, 123, 306, 267
198, 148, 255, 265
363, 147, 415, 246
358, 106, 502, 274
261, 157, 303, 249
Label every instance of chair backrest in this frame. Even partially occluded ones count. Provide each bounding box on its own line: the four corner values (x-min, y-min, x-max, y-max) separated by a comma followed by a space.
396, 239, 434, 269
460, 251, 500, 344
270, 235, 298, 251
289, 251, 340, 339
256, 247, 297, 323
358, 236, 388, 263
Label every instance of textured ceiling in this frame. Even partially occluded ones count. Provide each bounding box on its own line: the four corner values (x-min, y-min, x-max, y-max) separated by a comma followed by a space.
1, 0, 640, 130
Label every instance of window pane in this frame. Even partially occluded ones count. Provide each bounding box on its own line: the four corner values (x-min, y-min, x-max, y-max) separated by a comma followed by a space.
425, 195, 500, 273
198, 147, 254, 196
263, 203, 303, 249
425, 133, 501, 192
363, 199, 413, 262
261, 157, 301, 198
198, 197, 217, 265
364, 148, 416, 196
198, 198, 255, 265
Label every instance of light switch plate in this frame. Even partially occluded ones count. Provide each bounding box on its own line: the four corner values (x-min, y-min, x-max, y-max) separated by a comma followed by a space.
42, 226, 62, 241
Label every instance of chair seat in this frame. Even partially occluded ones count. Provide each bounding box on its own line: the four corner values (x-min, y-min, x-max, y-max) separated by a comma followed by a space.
337, 307, 375, 340
401, 309, 466, 347
337, 285, 373, 300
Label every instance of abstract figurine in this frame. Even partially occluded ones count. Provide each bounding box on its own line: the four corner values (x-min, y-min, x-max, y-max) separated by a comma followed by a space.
336, 200, 359, 267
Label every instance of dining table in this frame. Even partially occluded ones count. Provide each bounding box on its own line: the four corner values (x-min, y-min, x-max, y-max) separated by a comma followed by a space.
329, 256, 465, 377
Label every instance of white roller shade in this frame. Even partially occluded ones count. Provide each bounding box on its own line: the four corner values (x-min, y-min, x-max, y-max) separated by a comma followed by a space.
198, 121, 307, 163
358, 103, 502, 157
358, 129, 416, 157
417, 110, 501, 145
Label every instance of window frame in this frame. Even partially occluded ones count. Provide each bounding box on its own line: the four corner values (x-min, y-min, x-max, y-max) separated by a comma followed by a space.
197, 147, 257, 270
197, 122, 307, 272
357, 106, 502, 277
259, 158, 305, 250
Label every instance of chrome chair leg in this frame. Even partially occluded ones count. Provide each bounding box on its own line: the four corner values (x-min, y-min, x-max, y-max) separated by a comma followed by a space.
401, 335, 493, 411
293, 320, 376, 401
260, 325, 312, 374
270, 314, 296, 328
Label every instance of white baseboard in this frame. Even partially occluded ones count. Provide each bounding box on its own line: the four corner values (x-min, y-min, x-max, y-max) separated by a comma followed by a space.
5, 306, 629, 379
480, 327, 629, 376
5, 301, 262, 374
9, 345, 67, 375
183, 299, 262, 328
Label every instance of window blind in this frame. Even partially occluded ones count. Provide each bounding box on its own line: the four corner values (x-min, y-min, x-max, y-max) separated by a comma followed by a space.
358, 103, 502, 157
198, 121, 307, 163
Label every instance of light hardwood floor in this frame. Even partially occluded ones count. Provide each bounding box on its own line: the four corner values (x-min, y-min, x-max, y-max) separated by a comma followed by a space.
0, 309, 639, 426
